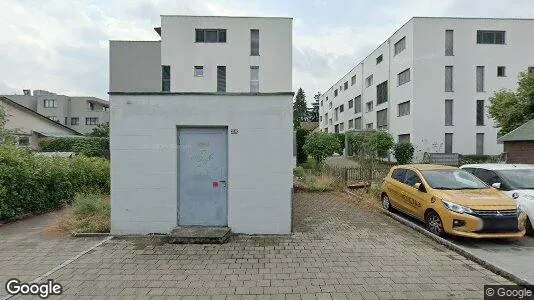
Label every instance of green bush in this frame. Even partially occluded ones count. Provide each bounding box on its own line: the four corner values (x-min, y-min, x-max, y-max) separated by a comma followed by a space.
293, 166, 306, 179
347, 131, 394, 158
333, 133, 345, 153
295, 128, 309, 164
303, 132, 341, 167
459, 154, 503, 165
39, 137, 109, 158
393, 142, 415, 165
0, 144, 110, 221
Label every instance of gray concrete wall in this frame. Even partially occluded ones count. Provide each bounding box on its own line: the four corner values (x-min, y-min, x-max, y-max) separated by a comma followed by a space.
110, 41, 162, 92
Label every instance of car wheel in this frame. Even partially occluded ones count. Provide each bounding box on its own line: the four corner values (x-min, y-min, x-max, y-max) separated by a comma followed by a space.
381, 193, 392, 211
527, 218, 534, 236
426, 211, 445, 237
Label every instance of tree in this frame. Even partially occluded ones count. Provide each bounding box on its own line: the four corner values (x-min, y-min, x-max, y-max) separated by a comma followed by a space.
0, 105, 14, 144
489, 71, 534, 135
303, 132, 341, 167
393, 142, 415, 165
295, 128, 309, 164
333, 133, 345, 154
347, 131, 394, 159
293, 88, 307, 129
87, 122, 110, 138
306, 93, 320, 122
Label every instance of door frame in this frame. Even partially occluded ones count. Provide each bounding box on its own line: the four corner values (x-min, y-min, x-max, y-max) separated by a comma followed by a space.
176, 126, 229, 226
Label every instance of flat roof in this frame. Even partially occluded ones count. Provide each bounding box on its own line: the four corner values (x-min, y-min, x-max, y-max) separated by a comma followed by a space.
160, 15, 292, 19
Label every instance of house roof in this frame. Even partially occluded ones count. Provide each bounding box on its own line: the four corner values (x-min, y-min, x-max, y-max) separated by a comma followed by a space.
300, 121, 319, 131
0, 96, 82, 135
497, 119, 534, 142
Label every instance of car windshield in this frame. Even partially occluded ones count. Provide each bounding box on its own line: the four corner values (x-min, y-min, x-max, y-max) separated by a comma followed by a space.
421, 169, 488, 190
497, 169, 534, 189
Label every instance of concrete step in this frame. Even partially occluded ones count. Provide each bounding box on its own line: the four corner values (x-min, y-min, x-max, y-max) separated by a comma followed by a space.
168, 226, 231, 244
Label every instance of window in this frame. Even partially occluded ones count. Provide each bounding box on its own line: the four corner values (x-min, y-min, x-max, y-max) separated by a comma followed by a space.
334, 124, 339, 133
340, 85, 342, 92
366, 123, 373, 129
250, 29, 259, 56
354, 96, 362, 114
334, 89, 338, 97
71, 117, 79, 125
476, 100, 485, 126
195, 29, 226, 43
476, 133, 484, 155
394, 37, 406, 55
398, 101, 410, 117
329, 118, 332, 125
376, 108, 388, 130
398, 68, 410, 86
445, 99, 453, 126
64, 117, 68, 125
88, 102, 95, 111
326, 96, 328, 101
351, 75, 356, 85
497, 66, 506, 77
366, 101, 373, 112
319, 116, 322, 122
445, 133, 453, 154
354, 117, 362, 130
339, 104, 344, 113
403, 170, 422, 187
348, 99, 353, 109
324, 113, 328, 125
217, 66, 226, 92
392, 168, 407, 182
477, 30, 505, 44
376, 81, 388, 105
339, 122, 345, 132
344, 81, 348, 90
162, 65, 170, 92
348, 119, 354, 129
445, 30, 454, 56
43, 99, 57, 108
17, 135, 30, 147
250, 66, 259, 92
376, 54, 383, 64
324, 128, 328, 133
365, 75, 373, 87
194, 66, 204, 77
398, 134, 410, 143
334, 107, 339, 121
529, 67, 534, 73
476, 66, 485, 92
329, 102, 332, 109
86, 117, 98, 125
47, 116, 59, 122
445, 66, 453, 92
320, 100, 323, 107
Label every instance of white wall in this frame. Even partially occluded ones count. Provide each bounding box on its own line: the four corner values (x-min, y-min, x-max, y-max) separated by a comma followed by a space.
110, 94, 293, 235
161, 16, 292, 93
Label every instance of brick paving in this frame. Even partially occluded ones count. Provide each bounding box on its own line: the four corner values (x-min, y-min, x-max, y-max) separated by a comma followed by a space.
3, 192, 513, 299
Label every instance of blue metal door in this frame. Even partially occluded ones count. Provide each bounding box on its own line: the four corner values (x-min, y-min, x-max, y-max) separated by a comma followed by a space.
178, 128, 228, 226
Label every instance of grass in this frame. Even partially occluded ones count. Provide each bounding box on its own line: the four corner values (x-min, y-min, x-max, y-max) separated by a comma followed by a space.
45, 193, 110, 236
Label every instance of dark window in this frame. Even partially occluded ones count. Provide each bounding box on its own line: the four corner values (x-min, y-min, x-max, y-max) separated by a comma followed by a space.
376, 81, 388, 105
476, 100, 485, 126
64, 117, 68, 125
376, 54, 383, 64
348, 99, 353, 109
476, 133, 484, 155
195, 29, 226, 43
217, 66, 226, 93
354, 96, 362, 114
476, 66, 485, 92
445, 133, 453, 154
529, 67, 534, 73
162, 65, 170, 92
391, 168, 407, 182
497, 66, 506, 77
344, 81, 348, 90
445, 30, 454, 56
445, 99, 453, 126
86, 117, 98, 125
320, 100, 323, 106
17, 136, 30, 147
394, 37, 406, 55
376, 108, 388, 130
398, 69, 410, 86
477, 30, 505, 44
348, 119, 354, 129
334, 89, 338, 97
445, 66, 453, 92
334, 124, 339, 133
398, 134, 410, 143
351, 75, 356, 85
365, 75, 373, 87
71, 117, 79, 125
339, 104, 344, 113
403, 170, 422, 187
398, 101, 410, 117
194, 66, 204, 77
250, 29, 259, 56
475, 169, 500, 185
354, 117, 362, 130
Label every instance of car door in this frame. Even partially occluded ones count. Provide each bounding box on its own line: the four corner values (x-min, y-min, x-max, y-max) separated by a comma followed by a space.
401, 169, 428, 219
387, 168, 408, 211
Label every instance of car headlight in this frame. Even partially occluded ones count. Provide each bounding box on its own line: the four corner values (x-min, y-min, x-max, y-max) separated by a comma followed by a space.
442, 200, 473, 214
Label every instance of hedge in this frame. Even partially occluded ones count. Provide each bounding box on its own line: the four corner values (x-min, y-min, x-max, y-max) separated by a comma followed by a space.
39, 137, 109, 158
0, 145, 110, 221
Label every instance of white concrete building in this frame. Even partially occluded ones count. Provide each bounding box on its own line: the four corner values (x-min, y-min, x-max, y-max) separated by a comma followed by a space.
109, 15, 293, 235
318, 17, 534, 160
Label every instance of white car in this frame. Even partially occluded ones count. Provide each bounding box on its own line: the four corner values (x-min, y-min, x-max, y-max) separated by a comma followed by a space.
460, 164, 534, 235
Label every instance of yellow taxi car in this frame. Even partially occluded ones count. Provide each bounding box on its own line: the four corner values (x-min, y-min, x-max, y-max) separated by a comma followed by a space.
381, 164, 527, 238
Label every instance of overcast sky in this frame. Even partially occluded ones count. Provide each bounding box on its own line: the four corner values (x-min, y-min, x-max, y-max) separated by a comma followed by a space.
1, 0, 534, 102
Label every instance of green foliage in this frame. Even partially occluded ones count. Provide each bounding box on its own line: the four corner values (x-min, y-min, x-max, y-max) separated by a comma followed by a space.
73, 193, 110, 216
87, 122, 110, 138
489, 71, 534, 135
333, 133, 346, 153
0, 144, 110, 221
459, 154, 504, 165
393, 142, 415, 165
347, 131, 394, 158
39, 137, 109, 157
295, 128, 310, 164
303, 132, 341, 167
0, 105, 15, 144
293, 88, 307, 129
293, 166, 306, 179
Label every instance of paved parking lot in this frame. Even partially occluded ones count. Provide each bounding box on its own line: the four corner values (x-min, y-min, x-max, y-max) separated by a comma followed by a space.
2, 192, 514, 299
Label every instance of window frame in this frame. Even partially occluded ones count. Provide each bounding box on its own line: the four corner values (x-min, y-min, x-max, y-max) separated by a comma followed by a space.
476, 30, 505, 45
397, 101, 410, 117
195, 29, 227, 43
376, 54, 383, 64
394, 37, 406, 56
43, 99, 57, 108
497, 66, 506, 77
162, 65, 171, 92
376, 80, 388, 105
397, 68, 411, 86
85, 117, 99, 125
476, 100, 485, 126
250, 29, 259, 56
71, 117, 79, 125
250, 66, 259, 93
194, 66, 204, 77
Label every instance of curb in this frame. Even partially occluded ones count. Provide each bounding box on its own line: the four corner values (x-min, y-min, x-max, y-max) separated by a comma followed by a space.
72, 232, 110, 237
382, 209, 533, 286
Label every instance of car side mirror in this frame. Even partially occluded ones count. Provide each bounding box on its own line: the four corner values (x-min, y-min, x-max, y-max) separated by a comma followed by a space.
414, 183, 425, 192
492, 182, 502, 189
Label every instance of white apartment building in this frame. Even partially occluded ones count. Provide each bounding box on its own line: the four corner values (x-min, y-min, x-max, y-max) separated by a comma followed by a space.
109, 16, 293, 235
318, 17, 534, 160
2, 90, 110, 134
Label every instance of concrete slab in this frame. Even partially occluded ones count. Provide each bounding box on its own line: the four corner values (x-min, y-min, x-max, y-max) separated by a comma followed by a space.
168, 226, 231, 244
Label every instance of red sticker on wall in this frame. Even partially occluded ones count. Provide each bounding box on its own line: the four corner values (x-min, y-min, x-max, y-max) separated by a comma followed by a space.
213, 181, 219, 188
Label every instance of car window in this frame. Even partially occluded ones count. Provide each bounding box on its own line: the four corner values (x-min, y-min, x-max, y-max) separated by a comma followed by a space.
496, 169, 534, 190
421, 169, 487, 190
403, 170, 422, 186
391, 168, 407, 182
477, 169, 501, 185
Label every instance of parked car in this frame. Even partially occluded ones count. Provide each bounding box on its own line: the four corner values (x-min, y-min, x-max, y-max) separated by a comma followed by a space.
460, 164, 534, 235
381, 164, 527, 238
